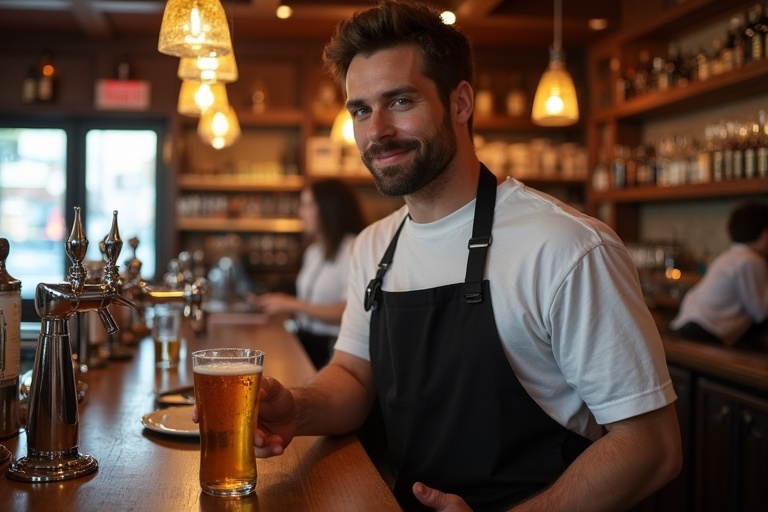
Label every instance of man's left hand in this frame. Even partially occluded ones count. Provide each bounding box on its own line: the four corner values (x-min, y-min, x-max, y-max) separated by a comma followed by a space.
413, 482, 472, 511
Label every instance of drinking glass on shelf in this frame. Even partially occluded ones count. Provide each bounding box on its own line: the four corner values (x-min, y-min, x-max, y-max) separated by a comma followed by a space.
152, 304, 182, 369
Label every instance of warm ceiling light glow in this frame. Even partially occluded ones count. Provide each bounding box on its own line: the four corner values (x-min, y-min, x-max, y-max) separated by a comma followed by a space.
198, 105, 241, 149
532, 0, 579, 126
178, 51, 238, 83
158, 0, 233, 58
440, 11, 456, 25
276, 5, 293, 19
177, 80, 229, 117
588, 18, 608, 31
330, 108, 356, 146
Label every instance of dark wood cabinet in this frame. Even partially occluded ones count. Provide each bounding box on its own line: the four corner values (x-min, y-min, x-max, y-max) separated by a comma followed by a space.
695, 378, 768, 512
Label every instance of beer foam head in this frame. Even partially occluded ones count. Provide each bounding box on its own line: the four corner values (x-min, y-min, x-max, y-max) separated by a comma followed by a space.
193, 362, 263, 375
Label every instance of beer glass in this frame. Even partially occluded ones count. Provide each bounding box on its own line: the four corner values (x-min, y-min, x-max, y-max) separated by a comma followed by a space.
152, 304, 182, 369
192, 348, 264, 497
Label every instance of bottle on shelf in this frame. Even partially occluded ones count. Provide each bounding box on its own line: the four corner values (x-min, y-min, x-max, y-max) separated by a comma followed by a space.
21, 65, 37, 104
611, 144, 626, 189
592, 148, 609, 192
505, 74, 527, 118
755, 2, 768, 60
0, 238, 21, 440
475, 74, 494, 117
36, 51, 56, 102
116, 55, 131, 81
757, 110, 768, 178
696, 47, 710, 82
633, 50, 652, 95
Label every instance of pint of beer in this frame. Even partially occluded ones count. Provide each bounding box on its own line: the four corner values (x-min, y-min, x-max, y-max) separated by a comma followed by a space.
193, 348, 264, 497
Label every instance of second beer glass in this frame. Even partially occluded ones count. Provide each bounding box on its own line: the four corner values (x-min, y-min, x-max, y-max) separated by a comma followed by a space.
192, 348, 264, 497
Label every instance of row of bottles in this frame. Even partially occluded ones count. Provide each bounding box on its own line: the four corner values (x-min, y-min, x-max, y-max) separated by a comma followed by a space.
21, 51, 56, 104
176, 192, 300, 219
593, 111, 768, 191
474, 73, 528, 118
615, 2, 768, 104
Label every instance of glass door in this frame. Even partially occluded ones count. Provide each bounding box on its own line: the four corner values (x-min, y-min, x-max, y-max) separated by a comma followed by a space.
0, 117, 168, 321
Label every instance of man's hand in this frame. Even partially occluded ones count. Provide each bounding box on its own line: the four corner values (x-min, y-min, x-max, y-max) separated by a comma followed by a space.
253, 376, 297, 457
413, 482, 472, 512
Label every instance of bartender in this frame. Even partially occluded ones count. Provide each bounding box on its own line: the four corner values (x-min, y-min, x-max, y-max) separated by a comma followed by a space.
670, 200, 768, 346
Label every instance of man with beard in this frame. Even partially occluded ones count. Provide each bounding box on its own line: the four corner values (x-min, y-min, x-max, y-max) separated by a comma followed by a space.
249, 1, 682, 511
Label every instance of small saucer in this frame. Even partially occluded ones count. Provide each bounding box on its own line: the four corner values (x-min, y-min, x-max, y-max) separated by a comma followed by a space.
141, 406, 199, 437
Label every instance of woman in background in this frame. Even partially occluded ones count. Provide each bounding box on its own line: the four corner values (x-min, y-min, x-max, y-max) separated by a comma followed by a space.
250, 179, 367, 368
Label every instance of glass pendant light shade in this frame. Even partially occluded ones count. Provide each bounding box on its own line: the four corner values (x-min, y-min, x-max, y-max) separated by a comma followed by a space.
177, 80, 229, 117
178, 51, 238, 84
198, 105, 241, 149
330, 108, 355, 146
158, 0, 233, 58
532, 0, 579, 127
532, 50, 579, 126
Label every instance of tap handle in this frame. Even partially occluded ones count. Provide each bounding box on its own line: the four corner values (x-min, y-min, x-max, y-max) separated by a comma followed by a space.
97, 307, 118, 335
102, 211, 123, 290
66, 206, 89, 293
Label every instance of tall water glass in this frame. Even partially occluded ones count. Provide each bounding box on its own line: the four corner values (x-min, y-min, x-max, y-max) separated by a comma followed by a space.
192, 348, 264, 497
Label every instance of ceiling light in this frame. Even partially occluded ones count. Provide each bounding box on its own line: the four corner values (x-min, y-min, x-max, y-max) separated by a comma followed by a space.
440, 11, 456, 25
198, 105, 241, 149
276, 5, 293, 19
532, 0, 579, 126
158, 0, 233, 58
177, 80, 229, 117
178, 51, 239, 83
330, 108, 355, 146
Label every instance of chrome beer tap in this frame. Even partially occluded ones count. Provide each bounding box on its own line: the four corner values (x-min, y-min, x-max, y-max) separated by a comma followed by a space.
7, 208, 137, 482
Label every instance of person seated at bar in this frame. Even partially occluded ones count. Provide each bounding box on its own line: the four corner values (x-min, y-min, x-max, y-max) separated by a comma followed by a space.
670, 200, 768, 346
249, 179, 366, 368
248, 2, 681, 511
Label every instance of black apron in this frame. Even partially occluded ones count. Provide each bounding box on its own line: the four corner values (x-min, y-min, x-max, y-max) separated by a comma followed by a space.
366, 165, 591, 512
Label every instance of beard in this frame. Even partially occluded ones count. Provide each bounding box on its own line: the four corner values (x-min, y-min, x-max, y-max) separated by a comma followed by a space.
361, 111, 457, 197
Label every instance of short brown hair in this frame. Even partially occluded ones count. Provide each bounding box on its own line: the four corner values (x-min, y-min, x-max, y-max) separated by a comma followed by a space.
322, 0, 474, 116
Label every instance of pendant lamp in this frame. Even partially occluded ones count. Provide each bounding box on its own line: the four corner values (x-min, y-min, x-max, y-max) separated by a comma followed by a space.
532, 0, 579, 126
330, 108, 356, 146
177, 80, 229, 117
178, 51, 238, 84
198, 105, 241, 149
158, 0, 233, 58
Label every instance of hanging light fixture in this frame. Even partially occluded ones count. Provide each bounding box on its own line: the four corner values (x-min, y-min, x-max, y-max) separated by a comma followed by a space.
330, 108, 356, 146
158, 0, 233, 58
177, 80, 229, 117
532, 0, 579, 126
198, 105, 241, 149
178, 51, 239, 84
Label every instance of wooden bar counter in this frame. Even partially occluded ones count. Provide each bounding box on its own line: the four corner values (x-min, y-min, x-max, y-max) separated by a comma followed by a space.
0, 314, 401, 512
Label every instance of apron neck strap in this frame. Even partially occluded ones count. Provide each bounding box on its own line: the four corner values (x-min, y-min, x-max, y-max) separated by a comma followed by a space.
463, 164, 497, 303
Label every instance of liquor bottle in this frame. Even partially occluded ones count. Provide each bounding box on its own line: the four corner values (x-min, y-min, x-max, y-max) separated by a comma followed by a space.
730, 16, 746, 69
591, 149, 609, 192
611, 144, 626, 189
710, 38, 725, 76
744, 118, 759, 179
36, 51, 56, 102
21, 65, 37, 104
634, 145, 651, 185
711, 122, 725, 181
633, 50, 651, 95
505, 74, 527, 117
475, 74, 494, 117
757, 110, 768, 178
696, 47, 710, 82
756, 2, 768, 59
0, 238, 21, 439
749, 4, 765, 61
116, 55, 131, 80
744, 5, 759, 62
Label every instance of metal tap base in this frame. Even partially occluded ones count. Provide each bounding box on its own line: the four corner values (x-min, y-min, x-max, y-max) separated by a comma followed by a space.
7, 447, 98, 482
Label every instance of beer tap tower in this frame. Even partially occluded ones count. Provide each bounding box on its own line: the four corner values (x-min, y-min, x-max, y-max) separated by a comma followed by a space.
7, 208, 137, 482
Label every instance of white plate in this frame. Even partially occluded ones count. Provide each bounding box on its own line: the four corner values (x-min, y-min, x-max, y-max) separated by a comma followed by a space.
141, 406, 199, 437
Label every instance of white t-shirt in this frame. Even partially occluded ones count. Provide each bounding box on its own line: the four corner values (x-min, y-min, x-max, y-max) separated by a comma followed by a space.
671, 243, 768, 345
296, 234, 355, 337
335, 177, 675, 441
